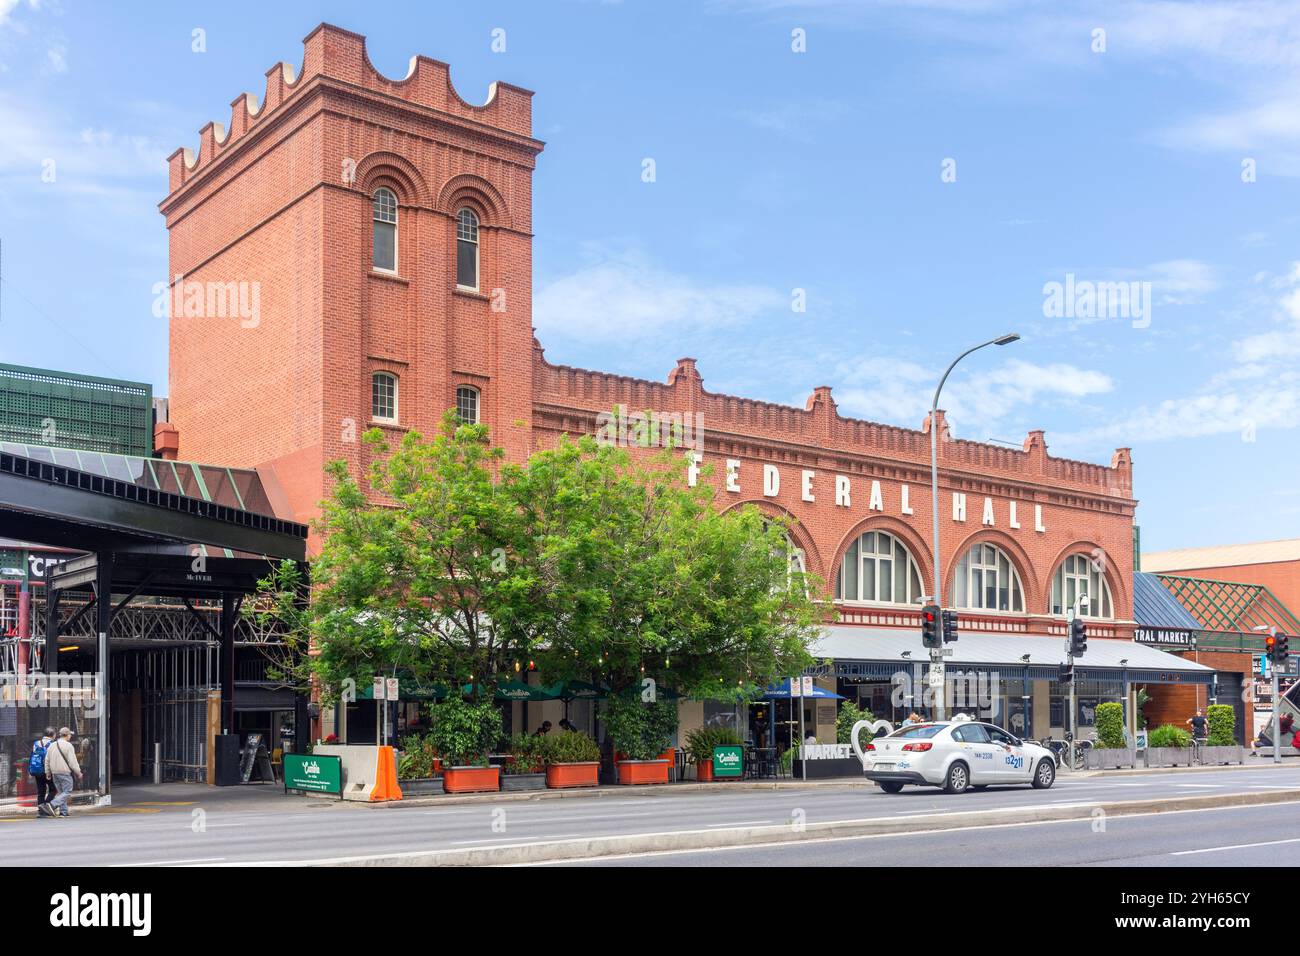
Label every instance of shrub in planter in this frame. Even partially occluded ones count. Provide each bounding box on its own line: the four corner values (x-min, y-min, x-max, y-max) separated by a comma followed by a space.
836, 701, 875, 746
503, 733, 546, 775
1094, 702, 1126, 749
540, 730, 602, 788
397, 733, 439, 780
605, 695, 678, 760
1147, 724, 1192, 748
427, 695, 503, 767
1205, 704, 1235, 746
606, 695, 677, 784
685, 726, 743, 780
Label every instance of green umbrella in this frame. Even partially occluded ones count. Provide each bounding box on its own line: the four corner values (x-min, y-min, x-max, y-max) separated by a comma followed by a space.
556, 680, 606, 701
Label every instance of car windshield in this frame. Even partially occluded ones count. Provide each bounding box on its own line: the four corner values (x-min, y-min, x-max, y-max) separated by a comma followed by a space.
890, 724, 946, 739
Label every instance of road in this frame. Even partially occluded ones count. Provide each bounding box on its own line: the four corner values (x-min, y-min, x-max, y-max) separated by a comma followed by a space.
3, 766, 1299, 866
568, 801, 1300, 867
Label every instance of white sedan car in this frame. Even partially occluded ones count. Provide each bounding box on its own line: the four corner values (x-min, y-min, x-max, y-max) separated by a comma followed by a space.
863, 718, 1057, 794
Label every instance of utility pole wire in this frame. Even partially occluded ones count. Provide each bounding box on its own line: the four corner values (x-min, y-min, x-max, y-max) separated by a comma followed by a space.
0, 267, 125, 378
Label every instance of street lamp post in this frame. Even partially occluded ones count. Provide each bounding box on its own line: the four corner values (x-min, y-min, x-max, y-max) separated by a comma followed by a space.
928, 333, 1019, 720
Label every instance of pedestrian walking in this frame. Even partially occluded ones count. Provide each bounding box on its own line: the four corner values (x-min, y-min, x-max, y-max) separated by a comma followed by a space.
44, 727, 82, 819
28, 726, 55, 816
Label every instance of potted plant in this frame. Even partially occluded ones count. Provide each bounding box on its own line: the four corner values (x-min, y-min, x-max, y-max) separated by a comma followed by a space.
1084, 701, 1137, 769
1145, 723, 1193, 767
542, 730, 602, 788
685, 726, 743, 781
428, 695, 504, 793
606, 695, 677, 785
1201, 704, 1243, 764
397, 733, 445, 795
501, 733, 547, 791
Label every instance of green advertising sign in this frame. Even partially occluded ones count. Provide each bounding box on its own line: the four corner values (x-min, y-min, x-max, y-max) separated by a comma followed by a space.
283, 753, 343, 797
712, 745, 743, 778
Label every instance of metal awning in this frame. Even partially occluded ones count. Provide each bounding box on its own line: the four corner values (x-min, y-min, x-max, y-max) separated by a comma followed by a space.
812, 625, 1215, 684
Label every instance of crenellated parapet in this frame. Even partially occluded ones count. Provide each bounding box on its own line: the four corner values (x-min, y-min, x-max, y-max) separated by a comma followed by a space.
532, 349, 1134, 500
165, 22, 536, 195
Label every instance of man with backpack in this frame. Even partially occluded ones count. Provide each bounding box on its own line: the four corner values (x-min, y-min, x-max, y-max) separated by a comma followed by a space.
28, 727, 55, 815
44, 727, 82, 818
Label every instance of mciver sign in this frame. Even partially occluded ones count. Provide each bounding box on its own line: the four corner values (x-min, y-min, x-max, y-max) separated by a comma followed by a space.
686, 454, 1048, 533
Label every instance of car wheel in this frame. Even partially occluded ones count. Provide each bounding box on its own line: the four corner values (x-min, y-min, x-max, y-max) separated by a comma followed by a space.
1032, 758, 1056, 789
878, 781, 905, 794
943, 762, 970, 794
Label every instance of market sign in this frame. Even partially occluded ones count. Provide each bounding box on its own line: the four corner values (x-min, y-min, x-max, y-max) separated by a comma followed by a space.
712, 745, 743, 778
283, 753, 342, 797
1135, 627, 1195, 648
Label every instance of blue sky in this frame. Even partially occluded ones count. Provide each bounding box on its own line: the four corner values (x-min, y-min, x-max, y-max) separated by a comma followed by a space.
1, 0, 1298, 552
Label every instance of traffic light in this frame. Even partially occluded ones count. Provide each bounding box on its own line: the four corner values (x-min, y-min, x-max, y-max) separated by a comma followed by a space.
921, 603, 940, 649
1069, 617, 1087, 657
942, 609, 959, 643
1277, 633, 1290, 665
1059, 663, 1074, 685
1265, 633, 1277, 664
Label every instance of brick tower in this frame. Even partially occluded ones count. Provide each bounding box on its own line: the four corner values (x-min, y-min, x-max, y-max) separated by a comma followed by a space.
160, 23, 543, 535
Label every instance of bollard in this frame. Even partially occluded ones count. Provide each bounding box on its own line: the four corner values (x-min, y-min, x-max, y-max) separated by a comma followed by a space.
153, 743, 162, 785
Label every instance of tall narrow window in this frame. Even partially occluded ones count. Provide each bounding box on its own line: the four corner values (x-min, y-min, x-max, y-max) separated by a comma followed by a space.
953, 543, 1024, 613
372, 372, 397, 423
455, 385, 479, 425
456, 208, 479, 290
372, 188, 397, 272
1050, 553, 1113, 618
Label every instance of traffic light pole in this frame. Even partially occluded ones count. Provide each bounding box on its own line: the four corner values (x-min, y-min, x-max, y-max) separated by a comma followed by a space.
1272, 660, 1281, 765
1066, 608, 1077, 770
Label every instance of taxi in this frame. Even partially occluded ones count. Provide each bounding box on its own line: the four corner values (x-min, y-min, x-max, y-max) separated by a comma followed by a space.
863, 715, 1057, 794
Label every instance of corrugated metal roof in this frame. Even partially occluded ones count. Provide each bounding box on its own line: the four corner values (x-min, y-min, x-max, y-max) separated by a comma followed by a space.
1143, 538, 1300, 571
813, 625, 1212, 673
1133, 571, 1203, 630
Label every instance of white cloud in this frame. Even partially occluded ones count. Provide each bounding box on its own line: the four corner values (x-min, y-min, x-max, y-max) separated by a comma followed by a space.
534, 245, 786, 342
0, 94, 168, 198
1054, 263, 1300, 452
831, 354, 1113, 437
735, 99, 850, 139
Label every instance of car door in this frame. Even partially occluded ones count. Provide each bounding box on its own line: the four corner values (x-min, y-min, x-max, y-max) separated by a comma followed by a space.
950, 723, 1000, 783
985, 725, 1031, 782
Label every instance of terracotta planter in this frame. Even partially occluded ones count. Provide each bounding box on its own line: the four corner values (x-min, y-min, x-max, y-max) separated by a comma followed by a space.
441, 766, 500, 793
697, 761, 715, 782
545, 762, 600, 789
616, 759, 670, 785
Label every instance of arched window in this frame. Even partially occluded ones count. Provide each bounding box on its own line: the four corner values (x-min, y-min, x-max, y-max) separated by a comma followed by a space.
455, 385, 479, 425
372, 372, 397, 423
456, 208, 479, 290
953, 543, 1024, 613
1050, 553, 1113, 618
372, 188, 397, 272
835, 530, 923, 605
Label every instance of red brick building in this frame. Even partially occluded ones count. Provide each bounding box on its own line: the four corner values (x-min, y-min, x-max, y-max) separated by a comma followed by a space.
160, 24, 1215, 745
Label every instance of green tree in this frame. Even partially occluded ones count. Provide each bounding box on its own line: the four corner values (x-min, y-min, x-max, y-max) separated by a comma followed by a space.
836, 700, 876, 746
248, 414, 541, 704
505, 434, 823, 700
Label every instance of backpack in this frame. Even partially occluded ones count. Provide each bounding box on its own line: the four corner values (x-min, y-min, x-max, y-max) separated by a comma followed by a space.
28, 738, 49, 775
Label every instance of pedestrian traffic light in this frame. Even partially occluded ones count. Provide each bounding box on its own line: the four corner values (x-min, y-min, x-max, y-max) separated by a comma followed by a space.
942, 609, 959, 643
1069, 617, 1087, 657
1059, 663, 1074, 685
921, 603, 940, 649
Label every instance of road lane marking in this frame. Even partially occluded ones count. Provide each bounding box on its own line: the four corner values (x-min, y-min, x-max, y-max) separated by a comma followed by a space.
704, 820, 772, 828
1172, 836, 1300, 856
111, 857, 227, 867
